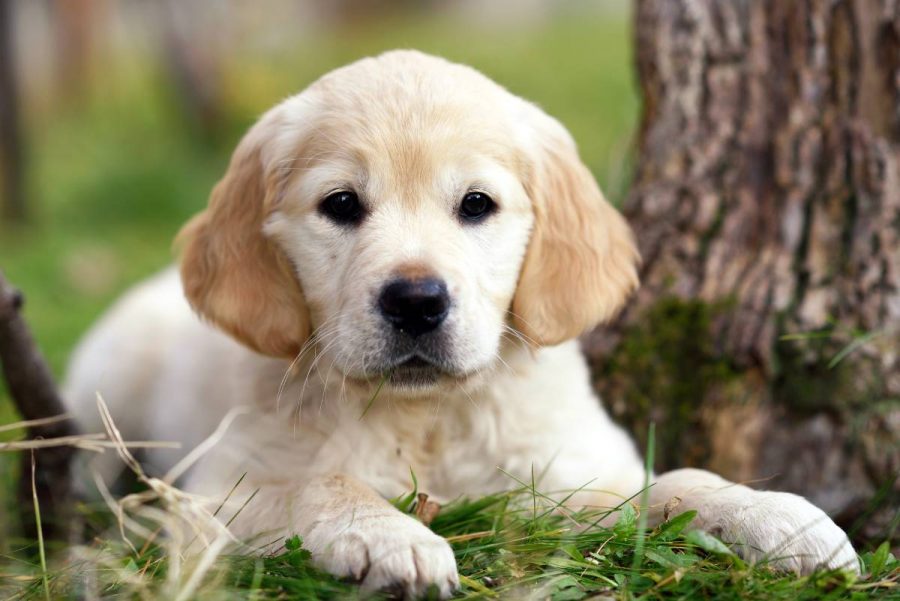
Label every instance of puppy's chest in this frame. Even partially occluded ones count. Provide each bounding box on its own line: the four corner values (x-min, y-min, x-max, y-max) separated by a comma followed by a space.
394, 423, 501, 500
323, 403, 513, 502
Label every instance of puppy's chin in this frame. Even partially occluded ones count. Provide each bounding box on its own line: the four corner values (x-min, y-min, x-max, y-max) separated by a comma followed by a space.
341, 356, 489, 398
388, 357, 443, 389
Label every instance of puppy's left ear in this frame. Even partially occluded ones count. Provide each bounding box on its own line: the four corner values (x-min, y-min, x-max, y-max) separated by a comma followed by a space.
512, 110, 640, 346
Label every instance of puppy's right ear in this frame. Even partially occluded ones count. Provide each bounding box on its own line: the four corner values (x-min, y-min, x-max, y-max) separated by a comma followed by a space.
177, 133, 310, 358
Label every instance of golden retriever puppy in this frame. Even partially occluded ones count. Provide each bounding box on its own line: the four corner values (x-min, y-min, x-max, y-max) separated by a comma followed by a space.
65, 50, 858, 597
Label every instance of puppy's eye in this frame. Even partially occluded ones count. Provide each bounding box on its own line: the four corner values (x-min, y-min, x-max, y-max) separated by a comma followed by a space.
459, 192, 496, 223
320, 191, 363, 225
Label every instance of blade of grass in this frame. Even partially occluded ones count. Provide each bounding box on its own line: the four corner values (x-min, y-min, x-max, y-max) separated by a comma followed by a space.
359, 372, 390, 420
631, 422, 655, 571
828, 330, 884, 368
225, 488, 261, 530
248, 558, 264, 601
0, 414, 71, 434
392, 468, 419, 513
214, 472, 248, 519
30, 451, 50, 601
496, 468, 579, 525
186, 472, 249, 552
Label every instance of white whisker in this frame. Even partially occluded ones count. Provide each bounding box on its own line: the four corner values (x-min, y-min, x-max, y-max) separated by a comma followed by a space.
274, 319, 336, 413
501, 321, 539, 348
291, 328, 343, 433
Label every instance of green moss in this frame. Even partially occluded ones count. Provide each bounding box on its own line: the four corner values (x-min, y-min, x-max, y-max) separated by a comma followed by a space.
597, 298, 739, 471
773, 334, 856, 413
772, 320, 894, 413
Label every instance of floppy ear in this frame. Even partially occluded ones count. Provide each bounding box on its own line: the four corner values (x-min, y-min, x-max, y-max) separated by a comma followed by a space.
177, 132, 310, 358
512, 113, 640, 346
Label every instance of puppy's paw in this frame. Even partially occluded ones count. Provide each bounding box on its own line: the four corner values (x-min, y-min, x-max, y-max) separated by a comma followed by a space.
715, 491, 859, 575
303, 510, 458, 598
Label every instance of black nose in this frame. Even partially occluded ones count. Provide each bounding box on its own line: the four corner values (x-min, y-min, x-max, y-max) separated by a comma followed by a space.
378, 278, 450, 337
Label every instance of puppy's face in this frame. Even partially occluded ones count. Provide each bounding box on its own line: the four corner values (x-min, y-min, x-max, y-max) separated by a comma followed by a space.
179, 51, 639, 394
264, 108, 532, 389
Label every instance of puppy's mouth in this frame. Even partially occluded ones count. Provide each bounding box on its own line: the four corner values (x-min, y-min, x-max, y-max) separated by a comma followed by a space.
387, 355, 446, 387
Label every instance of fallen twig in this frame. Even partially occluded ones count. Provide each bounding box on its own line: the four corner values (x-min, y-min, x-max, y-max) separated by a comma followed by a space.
0, 270, 78, 538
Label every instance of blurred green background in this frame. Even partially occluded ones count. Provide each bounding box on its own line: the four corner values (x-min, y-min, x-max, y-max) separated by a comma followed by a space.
0, 0, 637, 533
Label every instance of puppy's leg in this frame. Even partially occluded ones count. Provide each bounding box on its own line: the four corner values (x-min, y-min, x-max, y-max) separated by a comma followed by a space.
212, 473, 459, 598
647, 468, 859, 575
527, 363, 859, 576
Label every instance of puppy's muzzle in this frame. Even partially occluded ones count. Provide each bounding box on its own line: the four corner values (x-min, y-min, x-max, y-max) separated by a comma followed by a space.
378, 277, 449, 338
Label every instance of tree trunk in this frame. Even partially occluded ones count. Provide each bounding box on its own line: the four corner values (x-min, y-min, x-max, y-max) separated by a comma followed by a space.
585, 0, 899, 547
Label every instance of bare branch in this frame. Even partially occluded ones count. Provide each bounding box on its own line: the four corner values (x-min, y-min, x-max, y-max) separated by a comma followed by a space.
0, 270, 77, 538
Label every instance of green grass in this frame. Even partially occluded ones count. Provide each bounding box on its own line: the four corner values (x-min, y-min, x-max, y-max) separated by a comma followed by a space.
4, 483, 897, 600
2, 9, 898, 600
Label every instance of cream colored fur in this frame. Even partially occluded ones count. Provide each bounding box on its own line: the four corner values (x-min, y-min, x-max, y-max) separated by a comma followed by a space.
64, 51, 858, 598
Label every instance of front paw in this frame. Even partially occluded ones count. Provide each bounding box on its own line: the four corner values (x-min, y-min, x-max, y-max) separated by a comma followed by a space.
303, 509, 459, 598
714, 491, 859, 575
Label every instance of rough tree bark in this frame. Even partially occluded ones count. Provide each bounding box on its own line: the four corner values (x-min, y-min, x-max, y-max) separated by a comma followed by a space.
585, 0, 899, 546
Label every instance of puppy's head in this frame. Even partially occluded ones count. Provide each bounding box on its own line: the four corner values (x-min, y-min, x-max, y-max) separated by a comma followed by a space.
178, 50, 638, 392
